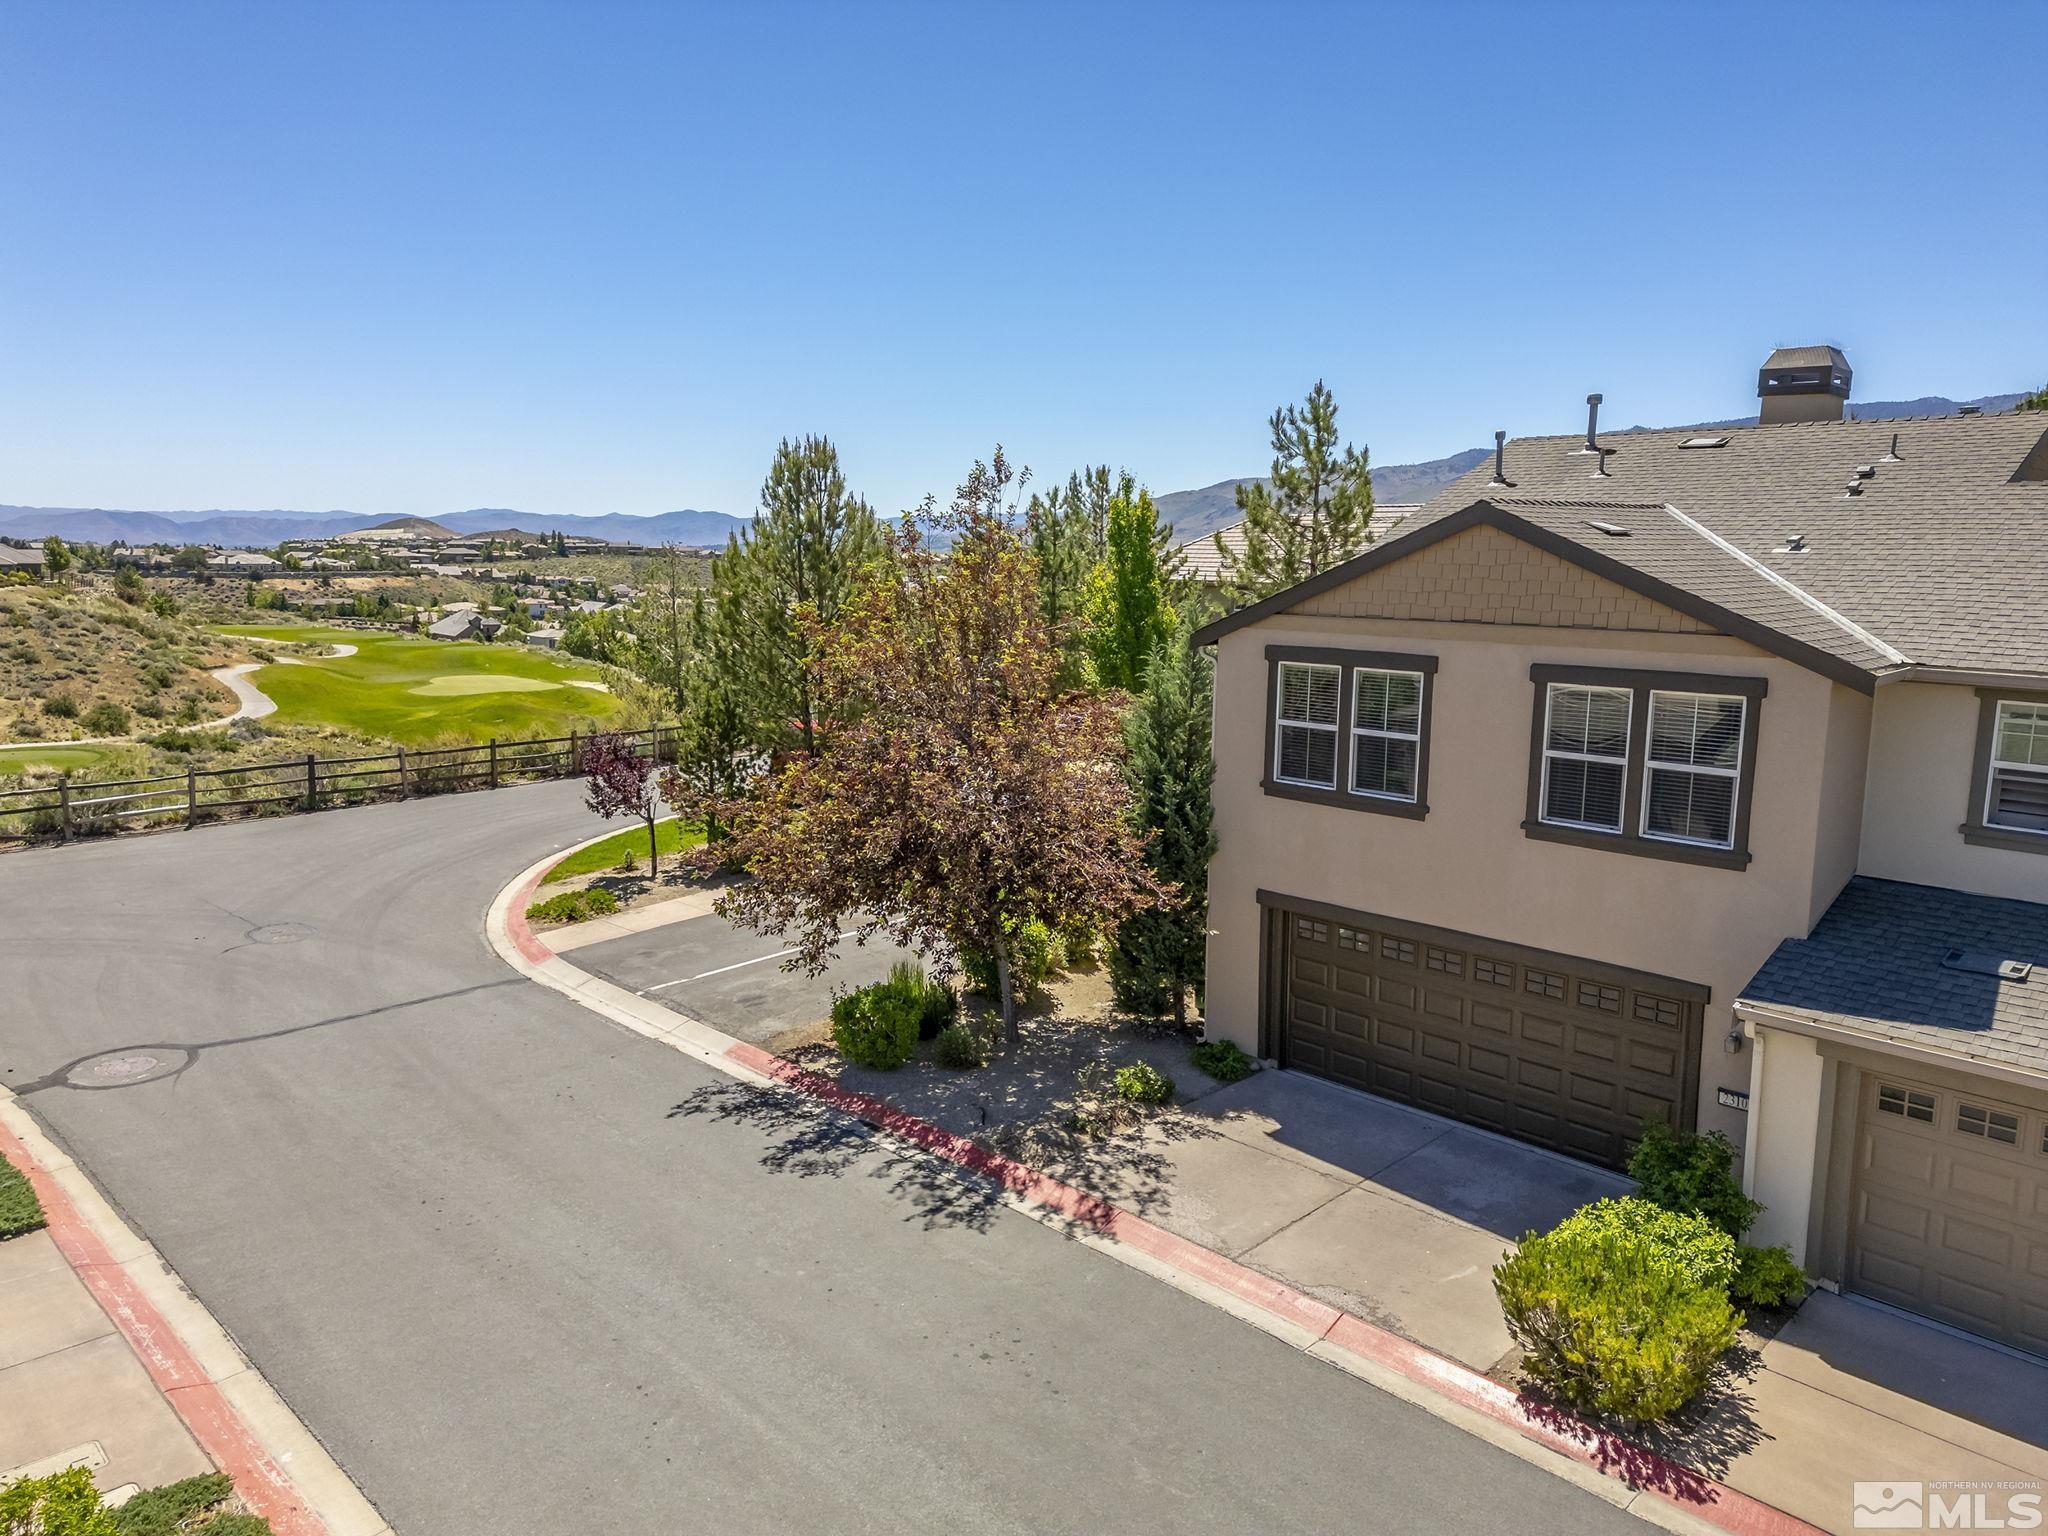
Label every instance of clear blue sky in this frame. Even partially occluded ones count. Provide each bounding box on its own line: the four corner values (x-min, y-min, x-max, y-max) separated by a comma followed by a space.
3, 1, 2043, 520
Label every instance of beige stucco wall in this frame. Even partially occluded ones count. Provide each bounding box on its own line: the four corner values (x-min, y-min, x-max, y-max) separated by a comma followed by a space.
1206, 611, 1868, 1147
1860, 680, 2048, 902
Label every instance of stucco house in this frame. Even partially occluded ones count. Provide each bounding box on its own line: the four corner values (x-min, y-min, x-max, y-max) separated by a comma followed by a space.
0, 543, 45, 577
1193, 347, 2048, 1356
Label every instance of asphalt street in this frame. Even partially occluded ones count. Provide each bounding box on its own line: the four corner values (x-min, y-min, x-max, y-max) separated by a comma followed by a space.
572, 908, 919, 1044
0, 783, 1653, 1535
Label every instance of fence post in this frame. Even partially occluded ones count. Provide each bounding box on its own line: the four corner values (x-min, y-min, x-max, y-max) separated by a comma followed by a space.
568, 727, 579, 778
57, 775, 72, 842
186, 766, 197, 829
396, 747, 408, 799
488, 738, 498, 790
305, 753, 317, 812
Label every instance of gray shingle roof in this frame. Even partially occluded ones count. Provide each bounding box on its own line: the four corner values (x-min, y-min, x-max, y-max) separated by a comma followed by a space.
1409, 410, 2048, 677
1176, 506, 1419, 583
1739, 877, 2048, 1076
1763, 345, 1850, 371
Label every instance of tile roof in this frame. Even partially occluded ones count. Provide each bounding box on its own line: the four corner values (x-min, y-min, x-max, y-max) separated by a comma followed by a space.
1408, 410, 2048, 677
1739, 877, 2048, 1077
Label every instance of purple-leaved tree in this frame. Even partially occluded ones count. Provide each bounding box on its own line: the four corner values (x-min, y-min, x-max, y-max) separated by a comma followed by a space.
581, 732, 664, 878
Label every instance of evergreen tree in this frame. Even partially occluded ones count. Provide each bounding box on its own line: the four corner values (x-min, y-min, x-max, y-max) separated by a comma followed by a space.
40, 536, 71, 580
726, 436, 881, 754
1216, 380, 1375, 601
660, 589, 757, 845
1109, 619, 1217, 1027
2019, 384, 2048, 413
1082, 485, 1180, 692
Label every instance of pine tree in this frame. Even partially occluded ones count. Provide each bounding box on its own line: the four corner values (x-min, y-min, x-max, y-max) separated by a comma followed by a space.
659, 588, 757, 845
1083, 485, 1181, 692
1024, 465, 1126, 686
1109, 619, 1217, 1027
727, 436, 881, 754
1216, 380, 1375, 601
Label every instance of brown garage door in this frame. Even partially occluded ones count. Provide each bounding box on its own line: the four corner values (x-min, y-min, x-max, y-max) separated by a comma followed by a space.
1846, 1072, 2048, 1357
1276, 904, 1701, 1169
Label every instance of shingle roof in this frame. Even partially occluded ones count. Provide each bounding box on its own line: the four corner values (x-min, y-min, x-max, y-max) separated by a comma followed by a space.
1763, 345, 1850, 372
1739, 877, 2048, 1077
1176, 506, 1419, 584
0, 546, 43, 567
1407, 410, 2048, 677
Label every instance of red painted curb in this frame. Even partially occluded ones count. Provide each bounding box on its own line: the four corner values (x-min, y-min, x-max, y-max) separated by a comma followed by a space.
505, 866, 552, 964
0, 1125, 327, 1536
516, 916, 1820, 1536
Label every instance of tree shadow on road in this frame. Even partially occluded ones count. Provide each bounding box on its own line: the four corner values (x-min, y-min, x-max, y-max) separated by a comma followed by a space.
668, 1079, 1005, 1234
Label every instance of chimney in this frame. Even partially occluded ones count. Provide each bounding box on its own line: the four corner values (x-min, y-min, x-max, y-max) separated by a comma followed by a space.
1758, 345, 1852, 425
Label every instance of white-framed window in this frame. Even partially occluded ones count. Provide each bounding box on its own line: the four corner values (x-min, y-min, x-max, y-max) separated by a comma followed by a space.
1274, 661, 1340, 788
1350, 667, 1423, 802
1540, 683, 1630, 832
1641, 690, 1746, 849
1986, 699, 2048, 836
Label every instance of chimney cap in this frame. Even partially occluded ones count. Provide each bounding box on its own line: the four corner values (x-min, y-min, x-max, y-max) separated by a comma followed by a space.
1758, 345, 1852, 401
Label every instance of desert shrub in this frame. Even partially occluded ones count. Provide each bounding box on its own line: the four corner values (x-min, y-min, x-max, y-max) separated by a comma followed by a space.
880, 960, 957, 1041
1495, 1196, 1741, 1424
1114, 1062, 1174, 1105
1057, 916, 1102, 965
81, 702, 130, 736
40, 690, 79, 719
617, 848, 638, 874
1627, 1120, 1761, 1239
830, 983, 920, 1071
0, 1467, 120, 1536
1, 1152, 46, 1238
932, 1023, 987, 1070
106, 1473, 232, 1535
1732, 1243, 1807, 1309
1191, 1039, 1256, 1084
523, 887, 620, 925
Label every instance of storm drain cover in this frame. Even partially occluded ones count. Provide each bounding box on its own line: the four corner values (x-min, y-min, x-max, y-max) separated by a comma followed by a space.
67, 1048, 191, 1089
246, 923, 314, 945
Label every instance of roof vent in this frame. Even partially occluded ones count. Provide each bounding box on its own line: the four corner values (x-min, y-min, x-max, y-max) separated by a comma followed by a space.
1942, 948, 2032, 982
1881, 431, 1903, 463
1584, 519, 1631, 537
1959, 404, 1983, 416
1852, 464, 1876, 479
1580, 393, 1604, 454
1758, 345, 1851, 424
1680, 435, 1730, 449
1488, 430, 1512, 487
1774, 533, 1808, 553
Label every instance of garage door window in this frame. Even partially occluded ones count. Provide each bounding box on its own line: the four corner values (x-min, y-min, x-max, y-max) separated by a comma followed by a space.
1275, 662, 1340, 788
1877, 1082, 1935, 1122
1959, 1102, 2021, 1145
1540, 684, 1630, 831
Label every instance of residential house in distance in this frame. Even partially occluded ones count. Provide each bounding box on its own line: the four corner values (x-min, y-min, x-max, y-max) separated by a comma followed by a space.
1177, 505, 1418, 587
206, 550, 284, 576
525, 625, 563, 650
426, 609, 502, 641
1194, 346, 2048, 1356
0, 543, 46, 577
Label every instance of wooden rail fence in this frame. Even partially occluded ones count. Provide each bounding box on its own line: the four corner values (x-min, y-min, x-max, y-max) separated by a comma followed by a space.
0, 724, 678, 848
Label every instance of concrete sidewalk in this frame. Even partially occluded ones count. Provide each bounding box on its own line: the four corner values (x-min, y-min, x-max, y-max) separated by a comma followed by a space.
0, 1227, 212, 1500
1057, 1068, 2048, 1534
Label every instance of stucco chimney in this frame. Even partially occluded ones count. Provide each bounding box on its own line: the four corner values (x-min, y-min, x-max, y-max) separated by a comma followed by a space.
1758, 346, 1852, 425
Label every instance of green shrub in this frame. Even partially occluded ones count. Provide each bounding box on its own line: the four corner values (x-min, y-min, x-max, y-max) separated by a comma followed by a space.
81, 702, 130, 736
830, 984, 920, 1071
959, 916, 1062, 1002
1732, 1243, 1807, 1309
1106, 942, 1173, 1015
1191, 1039, 1256, 1084
932, 1023, 987, 1070
107, 1473, 232, 1535
0, 1467, 120, 1536
1057, 917, 1101, 966
1495, 1196, 1741, 1424
523, 887, 620, 925
40, 691, 79, 719
1114, 1062, 1174, 1105
1627, 1120, 1761, 1239
0, 1153, 46, 1239
880, 960, 956, 1041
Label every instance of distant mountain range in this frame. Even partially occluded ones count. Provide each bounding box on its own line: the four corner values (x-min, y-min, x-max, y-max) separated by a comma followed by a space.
2, 389, 2030, 550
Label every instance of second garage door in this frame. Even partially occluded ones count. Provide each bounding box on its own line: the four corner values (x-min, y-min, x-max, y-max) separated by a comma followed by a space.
1277, 904, 1702, 1169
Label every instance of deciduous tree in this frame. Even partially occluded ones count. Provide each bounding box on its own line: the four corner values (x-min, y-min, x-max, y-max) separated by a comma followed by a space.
717, 449, 1163, 1043
40, 536, 71, 580
1216, 380, 1376, 600
581, 731, 664, 877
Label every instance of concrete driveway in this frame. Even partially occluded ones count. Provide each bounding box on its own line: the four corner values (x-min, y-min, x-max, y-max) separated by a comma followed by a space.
566, 906, 920, 1045
0, 783, 1652, 1536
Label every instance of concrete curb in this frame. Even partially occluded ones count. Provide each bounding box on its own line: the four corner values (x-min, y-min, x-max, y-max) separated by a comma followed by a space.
0, 1099, 392, 1536
486, 847, 1821, 1536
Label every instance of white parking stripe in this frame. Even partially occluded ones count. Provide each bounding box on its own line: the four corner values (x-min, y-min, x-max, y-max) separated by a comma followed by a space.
645, 931, 851, 991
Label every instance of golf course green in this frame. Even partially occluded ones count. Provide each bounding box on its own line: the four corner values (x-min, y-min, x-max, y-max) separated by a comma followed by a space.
214, 626, 626, 745
0, 744, 119, 779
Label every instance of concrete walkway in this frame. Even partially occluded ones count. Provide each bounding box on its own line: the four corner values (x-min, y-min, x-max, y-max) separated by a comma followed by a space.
0, 664, 275, 754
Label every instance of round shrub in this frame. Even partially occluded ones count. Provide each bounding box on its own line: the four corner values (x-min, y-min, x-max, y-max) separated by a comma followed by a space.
884, 959, 956, 1041
958, 917, 1062, 1003
932, 1023, 987, 1070
1494, 1196, 1741, 1425
524, 886, 620, 925
1732, 1243, 1807, 1309
1627, 1120, 1761, 1239
1191, 1039, 1256, 1084
830, 984, 920, 1071
1114, 1062, 1174, 1105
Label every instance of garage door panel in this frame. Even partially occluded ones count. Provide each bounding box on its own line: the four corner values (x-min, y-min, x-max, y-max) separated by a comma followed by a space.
1848, 1073, 2048, 1358
1277, 904, 1699, 1172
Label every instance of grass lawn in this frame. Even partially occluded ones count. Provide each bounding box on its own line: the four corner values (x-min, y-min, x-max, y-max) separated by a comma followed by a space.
0, 1154, 45, 1239
212, 626, 626, 745
542, 817, 703, 883
0, 744, 121, 778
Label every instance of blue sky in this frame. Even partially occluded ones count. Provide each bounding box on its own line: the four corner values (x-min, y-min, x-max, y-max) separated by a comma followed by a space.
3, 1, 2043, 520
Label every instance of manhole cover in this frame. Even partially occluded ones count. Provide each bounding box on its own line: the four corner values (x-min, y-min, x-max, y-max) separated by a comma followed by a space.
66, 1048, 191, 1088
246, 923, 314, 945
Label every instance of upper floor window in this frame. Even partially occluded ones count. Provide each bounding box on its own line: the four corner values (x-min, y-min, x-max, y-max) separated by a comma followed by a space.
1274, 661, 1340, 788
1965, 691, 2048, 854
1264, 646, 1436, 819
1351, 668, 1425, 802
1525, 665, 1765, 870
